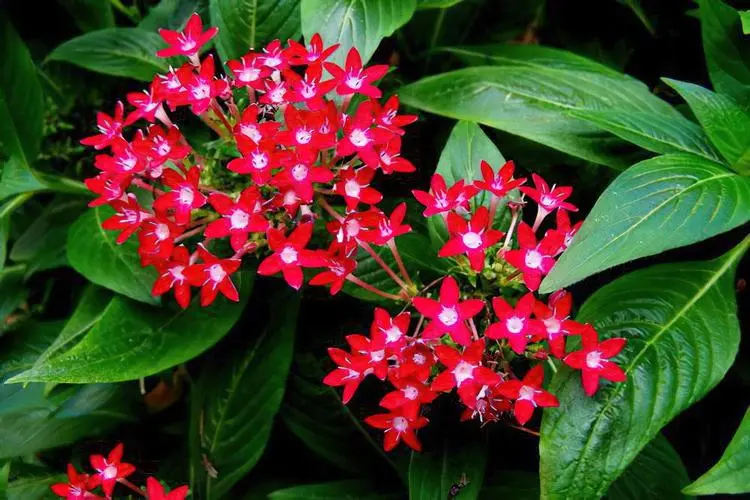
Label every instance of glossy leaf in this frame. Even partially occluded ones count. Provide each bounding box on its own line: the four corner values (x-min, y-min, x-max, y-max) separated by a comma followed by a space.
664, 78, 750, 174
67, 206, 158, 304
541, 154, 750, 292
189, 291, 298, 499
6, 464, 66, 500
0, 158, 48, 202
683, 407, 750, 495
268, 480, 401, 499
0, 267, 26, 331
0, 14, 44, 165
301, 0, 417, 66
58, 0, 115, 32
540, 240, 748, 498
46, 28, 170, 81
741, 10, 750, 34
140, 0, 205, 31
8, 272, 252, 383
210, 0, 301, 62
408, 436, 486, 500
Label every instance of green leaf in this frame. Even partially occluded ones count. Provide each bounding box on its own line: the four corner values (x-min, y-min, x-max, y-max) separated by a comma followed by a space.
539, 239, 748, 499
0, 266, 26, 331
210, 0, 301, 62
0, 321, 63, 378
408, 436, 486, 500
683, 407, 750, 495
541, 154, 750, 292
58, 0, 115, 32
67, 206, 159, 304
479, 471, 540, 500
618, 0, 656, 36
7, 272, 252, 383
741, 10, 750, 34
189, 291, 298, 499
7, 464, 67, 500
0, 158, 48, 202
0, 14, 44, 165
46, 28, 170, 81
399, 62, 679, 169
301, 0, 417, 66
664, 78, 750, 174
700, 0, 750, 109
268, 480, 402, 499
139, 0, 205, 31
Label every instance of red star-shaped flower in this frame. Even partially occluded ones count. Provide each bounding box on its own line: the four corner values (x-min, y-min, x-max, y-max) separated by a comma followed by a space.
438, 206, 503, 272
156, 12, 217, 59
496, 364, 559, 425
152, 246, 193, 309
474, 160, 526, 198
503, 222, 563, 291
412, 276, 484, 346
430, 339, 501, 407
50, 464, 95, 500
145, 477, 190, 500
485, 293, 545, 354
257, 223, 325, 290
563, 326, 627, 396
325, 47, 389, 98
88, 443, 136, 498
412, 174, 478, 217
183, 244, 241, 306
204, 187, 269, 251
364, 409, 428, 451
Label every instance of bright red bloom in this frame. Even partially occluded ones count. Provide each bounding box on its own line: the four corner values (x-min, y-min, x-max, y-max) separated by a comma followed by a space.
397, 341, 436, 381
183, 244, 241, 306
325, 47, 389, 98
273, 155, 334, 203
125, 79, 165, 125
375, 137, 415, 174
81, 101, 124, 149
205, 187, 269, 251
496, 365, 559, 425
176, 55, 227, 115
88, 443, 136, 497
323, 347, 372, 403
364, 409, 428, 451
260, 39, 289, 70
439, 206, 503, 271
226, 53, 269, 90
145, 477, 190, 500
364, 203, 412, 245
228, 137, 283, 185
486, 293, 545, 354
285, 64, 337, 110
520, 173, 577, 222
233, 104, 280, 144
286, 33, 339, 66
554, 209, 582, 252
346, 332, 388, 381
381, 374, 436, 419
153, 167, 207, 225
461, 384, 513, 424
533, 290, 583, 358
474, 160, 526, 198
370, 307, 410, 355
309, 251, 356, 295
334, 167, 383, 209
503, 223, 564, 291
138, 217, 182, 265
372, 96, 417, 136
50, 464, 95, 500
152, 246, 192, 308
94, 138, 147, 176
85, 173, 131, 207
102, 193, 151, 244
133, 125, 191, 170
336, 101, 391, 167
412, 276, 484, 346
412, 174, 478, 217
430, 339, 501, 407
157, 12, 217, 58
277, 106, 335, 159
257, 223, 325, 290
259, 79, 289, 106
564, 326, 627, 396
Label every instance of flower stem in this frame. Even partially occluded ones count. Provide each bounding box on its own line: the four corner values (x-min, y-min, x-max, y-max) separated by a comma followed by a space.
211, 100, 234, 134
531, 206, 550, 233
388, 239, 414, 288
132, 178, 165, 196
509, 424, 540, 437
118, 478, 145, 497
316, 195, 344, 222
487, 194, 499, 231
346, 275, 403, 302
359, 240, 409, 291
502, 207, 521, 250
175, 224, 207, 243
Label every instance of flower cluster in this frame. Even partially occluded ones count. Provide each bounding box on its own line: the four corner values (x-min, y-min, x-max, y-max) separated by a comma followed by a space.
81, 13, 417, 307
50, 443, 188, 499
324, 163, 628, 451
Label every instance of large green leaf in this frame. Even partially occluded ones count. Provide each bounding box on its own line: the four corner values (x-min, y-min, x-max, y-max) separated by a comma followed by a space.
408, 436, 486, 500
0, 14, 43, 165
67, 206, 159, 304
6, 464, 66, 500
189, 291, 298, 499
8, 272, 252, 383
399, 62, 680, 169
0, 266, 26, 331
539, 240, 748, 499
58, 0, 115, 32
664, 78, 750, 174
541, 154, 750, 292
210, 0, 301, 62
700, 0, 750, 109
140, 0, 206, 31
46, 28, 170, 81
683, 407, 750, 495
268, 480, 402, 499
301, 0, 417, 66
0, 158, 51, 202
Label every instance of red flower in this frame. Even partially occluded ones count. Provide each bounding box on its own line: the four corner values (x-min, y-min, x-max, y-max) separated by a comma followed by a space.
412, 174, 478, 217
50, 464, 95, 500
323, 347, 372, 403
521, 173, 577, 229
474, 160, 526, 198
438, 206, 503, 271
461, 384, 513, 424
553, 209, 582, 252
276, 106, 335, 158
563, 326, 627, 396
176, 55, 227, 115
381, 374, 436, 419
336, 101, 391, 167
325, 47, 389, 98
205, 187, 269, 251
334, 167, 383, 210
125, 79, 165, 125
157, 12, 217, 58
85, 173, 131, 207
233, 104, 279, 143
346, 332, 388, 381
89, 443, 136, 497
533, 290, 583, 358
397, 342, 436, 381
412, 276, 484, 346
257, 223, 325, 289
102, 193, 151, 244
375, 137, 415, 174
364, 409, 428, 451
133, 125, 191, 170
81, 101, 124, 150
228, 137, 283, 186
145, 477, 190, 500
430, 339, 501, 407
259, 39, 289, 70
284, 64, 337, 110
365, 203, 412, 245
503, 222, 564, 291
496, 365, 559, 425
226, 53, 269, 90
94, 138, 147, 176
153, 167, 207, 225
485, 293, 545, 354
370, 307, 410, 354
286, 33, 339, 66
138, 217, 182, 265
309, 252, 356, 295
183, 244, 241, 306
273, 155, 334, 203
372, 95, 417, 136
152, 246, 193, 308
259, 79, 289, 106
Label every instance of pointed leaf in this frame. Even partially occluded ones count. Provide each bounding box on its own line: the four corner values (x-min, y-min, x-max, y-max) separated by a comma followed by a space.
58, 0, 115, 32
408, 436, 486, 500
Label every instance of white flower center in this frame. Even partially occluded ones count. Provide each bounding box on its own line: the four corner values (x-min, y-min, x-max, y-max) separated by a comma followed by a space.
540, 195, 556, 208
230, 209, 249, 229
434, 194, 449, 209
301, 83, 317, 98
280, 246, 298, 264
525, 249, 543, 269
506, 316, 525, 334
349, 129, 369, 148
413, 353, 426, 365
169, 265, 185, 282
392, 416, 408, 432
269, 87, 286, 103
155, 139, 171, 156
384, 326, 403, 343
239, 67, 260, 82
345, 73, 364, 89
178, 187, 194, 206
283, 190, 298, 205
251, 152, 268, 170
264, 55, 282, 68
240, 124, 262, 143
438, 306, 458, 326
404, 386, 419, 400
209, 264, 226, 282
295, 129, 312, 145
586, 351, 602, 369
518, 385, 537, 402
371, 350, 385, 362
544, 317, 561, 334
119, 153, 138, 171
191, 83, 210, 100
179, 35, 197, 52
103, 465, 118, 480
291, 164, 309, 181
462, 231, 483, 249
344, 179, 361, 198
155, 223, 170, 241
452, 361, 475, 386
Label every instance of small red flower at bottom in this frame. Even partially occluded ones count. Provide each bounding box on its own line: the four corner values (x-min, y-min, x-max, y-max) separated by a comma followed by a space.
89, 443, 136, 497
257, 223, 325, 290
364, 409, 429, 451
145, 477, 190, 500
496, 365, 559, 425
563, 326, 627, 396
51, 464, 96, 500
430, 339, 501, 407
183, 244, 241, 306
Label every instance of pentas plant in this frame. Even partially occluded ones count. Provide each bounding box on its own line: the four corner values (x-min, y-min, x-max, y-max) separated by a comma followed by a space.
50, 443, 188, 499
324, 161, 628, 452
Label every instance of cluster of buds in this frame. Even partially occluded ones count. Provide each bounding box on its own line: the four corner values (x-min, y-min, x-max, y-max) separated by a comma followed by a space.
51, 443, 187, 499
81, 14, 418, 307
324, 165, 628, 451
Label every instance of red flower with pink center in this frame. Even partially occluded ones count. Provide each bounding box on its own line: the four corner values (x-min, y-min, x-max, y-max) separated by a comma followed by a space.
323, 347, 372, 403
94, 138, 146, 176
533, 290, 584, 358
438, 206, 503, 271
277, 106, 335, 159
50, 464, 95, 500
503, 222, 564, 291
375, 137, 415, 174
232, 104, 279, 143
228, 137, 283, 185
364, 409, 428, 451
101, 193, 151, 244
364, 203, 412, 246
370, 307, 410, 354
430, 339, 502, 407
412, 174, 478, 217
372, 95, 417, 135
286, 34, 339, 66
486, 293, 545, 354
564, 326, 627, 396
325, 47, 389, 98
183, 244, 241, 306
88, 443, 136, 497
474, 160, 526, 198
257, 223, 325, 290
81, 101, 124, 150
260, 39, 290, 70
176, 55, 228, 115
334, 167, 383, 210
145, 477, 190, 500
153, 167, 207, 225
157, 12, 217, 58
336, 101, 391, 167
226, 53, 269, 90
380, 374, 436, 419
284, 64, 337, 110
412, 276, 484, 346
138, 216, 182, 265
346, 332, 388, 380
125, 78, 165, 125
496, 365, 559, 425
260, 79, 289, 105
273, 155, 334, 203
205, 187, 269, 251
85, 173, 131, 207
152, 246, 192, 308
397, 342, 436, 381
521, 173, 578, 229
309, 251, 356, 295
133, 125, 191, 170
